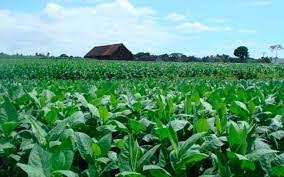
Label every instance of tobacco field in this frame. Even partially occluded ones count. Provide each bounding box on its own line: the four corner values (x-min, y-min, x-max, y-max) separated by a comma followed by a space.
0, 58, 284, 177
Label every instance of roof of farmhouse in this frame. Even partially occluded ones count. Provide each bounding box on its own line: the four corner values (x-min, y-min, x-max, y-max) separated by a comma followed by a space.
85, 43, 126, 57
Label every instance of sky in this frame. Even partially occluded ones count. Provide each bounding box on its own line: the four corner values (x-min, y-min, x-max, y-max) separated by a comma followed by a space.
0, 0, 283, 58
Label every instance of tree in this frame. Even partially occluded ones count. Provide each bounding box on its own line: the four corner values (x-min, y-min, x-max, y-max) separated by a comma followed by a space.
59, 54, 69, 58
259, 56, 272, 63
234, 46, 249, 62
269, 44, 283, 61
169, 53, 186, 62
158, 54, 170, 61
134, 52, 150, 60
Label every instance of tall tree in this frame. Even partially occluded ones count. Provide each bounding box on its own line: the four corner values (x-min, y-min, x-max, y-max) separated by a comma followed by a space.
234, 46, 249, 62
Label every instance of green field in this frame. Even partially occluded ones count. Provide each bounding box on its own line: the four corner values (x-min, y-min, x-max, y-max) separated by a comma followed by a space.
1, 58, 284, 80
0, 58, 284, 177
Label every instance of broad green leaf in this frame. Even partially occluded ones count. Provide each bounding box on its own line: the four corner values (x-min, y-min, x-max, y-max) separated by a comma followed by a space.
177, 153, 208, 170
1, 121, 19, 136
200, 98, 214, 113
92, 143, 101, 157
28, 90, 41, 108
230, 101, 249, 120
45, 109, 58, 126
228, 122, 241, 148
191, 92, 200, 105
50, 150, 74, 171
214, 116, 222, 135
87, 103, 100, 117
17, 145, 51, 177
194, 117, 209, 133
0, 97, 19, 135
270, 130, 284, 140
129, 119, 146, 134
74, 132, 93, 162
138, 145, 160, 167
26, 115, 47, 145
47, 122, 67, 142
275, 153, 284, 165
116, 171, 145, 177
179, 132, 206, 157
52, 170, 78, 177
17, 163, 47, 177
99, 106, 111, 123
272, 165, 284, 177
170, 120, 188, 132
247, 149, 278, 161
98, 133, 112, 156
2, 96, 19, 122
227, 151, 255, 171
234, 101, 249, 113
155, 127, 169, 140
201, 135, 224, 151
143, 165, 171, 177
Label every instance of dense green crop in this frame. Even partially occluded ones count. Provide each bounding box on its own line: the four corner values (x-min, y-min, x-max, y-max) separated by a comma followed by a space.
1, 57, 284, 80
1, 78, 283, 177
0, 57, 283, 176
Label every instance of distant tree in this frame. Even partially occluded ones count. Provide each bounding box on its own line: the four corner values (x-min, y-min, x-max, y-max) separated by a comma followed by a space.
269, 45, 283, 62
0, 52, 7, 56
234, 46, 249, 62
35, 53, 46, 57
169, 53, 186, 62
201, 56, 210, 62
158, 54, 170, 61
259, 56, 272, 63
46, 52, 50, 57
59, 54, 69, 58
215, 54, 230, 62
186, 56, 198, 62
134, 52, 157, 61
134, 52, 150, 60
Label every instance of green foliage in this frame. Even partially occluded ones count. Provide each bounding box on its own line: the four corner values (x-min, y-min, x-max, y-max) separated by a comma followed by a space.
0, 58, 283, 176
0, 58, 284, 80
234, 46, 249, 62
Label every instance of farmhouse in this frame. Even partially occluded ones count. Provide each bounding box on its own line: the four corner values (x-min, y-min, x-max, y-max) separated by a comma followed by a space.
84, 43, 133, 60
272, 58, 284, 64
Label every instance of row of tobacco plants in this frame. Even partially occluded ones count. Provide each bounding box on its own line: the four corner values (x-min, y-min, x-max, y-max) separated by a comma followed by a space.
0, 79, 283, 177
1, 57, 284, 80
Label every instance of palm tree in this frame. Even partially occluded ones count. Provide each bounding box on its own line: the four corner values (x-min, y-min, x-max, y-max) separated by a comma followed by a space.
269, 45, 283, 63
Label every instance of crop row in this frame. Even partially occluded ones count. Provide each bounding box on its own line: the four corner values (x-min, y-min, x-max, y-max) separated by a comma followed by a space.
0, 58, 284, 80
0, 79, 283, 177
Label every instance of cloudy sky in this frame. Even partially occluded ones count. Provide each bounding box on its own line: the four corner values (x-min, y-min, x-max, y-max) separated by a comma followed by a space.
0, 0, 283, 58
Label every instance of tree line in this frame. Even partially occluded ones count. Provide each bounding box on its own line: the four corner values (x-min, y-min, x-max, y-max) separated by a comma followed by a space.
134, 46, 282, 63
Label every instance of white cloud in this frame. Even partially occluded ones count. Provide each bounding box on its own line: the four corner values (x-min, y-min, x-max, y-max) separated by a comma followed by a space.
0, 0, 176, 56
165, 12, 186, 22
177, 22, 216, 32
177, 22, 232, 32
